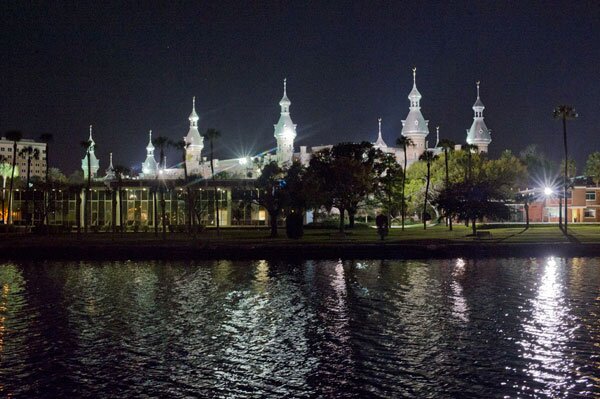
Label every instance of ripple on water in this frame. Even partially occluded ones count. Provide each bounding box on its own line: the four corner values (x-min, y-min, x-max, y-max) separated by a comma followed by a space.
0, 258, 599, 398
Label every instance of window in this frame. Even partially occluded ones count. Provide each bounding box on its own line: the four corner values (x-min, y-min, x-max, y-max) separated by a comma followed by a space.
586, 191, 596, 201
584, 208, 596, 218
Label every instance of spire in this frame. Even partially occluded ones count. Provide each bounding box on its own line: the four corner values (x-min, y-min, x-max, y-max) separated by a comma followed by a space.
279, 78, 291, 113
473, 80, 485, 115
146, 130, 154, 151
374, 117, 387, 148
436, 126, 440, 147
189, 96, 199, 127
408, 67, 422, 108
466, 80, 491, 151
88, 124, 95, 146
105, 152, 115, 180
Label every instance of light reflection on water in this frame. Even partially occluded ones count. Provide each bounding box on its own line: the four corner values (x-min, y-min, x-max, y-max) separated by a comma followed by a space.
0, 258, 599, 398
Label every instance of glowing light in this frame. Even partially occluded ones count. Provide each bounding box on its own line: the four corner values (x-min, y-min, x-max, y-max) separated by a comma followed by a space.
543, 187, 553, 196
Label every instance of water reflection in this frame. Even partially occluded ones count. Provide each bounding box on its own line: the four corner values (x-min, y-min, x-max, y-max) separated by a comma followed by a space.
0, 258, 599, 398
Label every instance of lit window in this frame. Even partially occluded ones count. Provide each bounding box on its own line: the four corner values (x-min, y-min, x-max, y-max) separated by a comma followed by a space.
584, 208, 596, 218
585, 191, 596, 201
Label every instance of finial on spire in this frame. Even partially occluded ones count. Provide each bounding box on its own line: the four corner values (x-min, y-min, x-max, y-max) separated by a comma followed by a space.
149, 129, 152, 138
476, 81, 480, 98
283, 78, 287, 95
412, 67, 417, 85
109, 152, 113, 167
378, 117, 382, 133
89, 124, 93, 140
192, 96, 196, 109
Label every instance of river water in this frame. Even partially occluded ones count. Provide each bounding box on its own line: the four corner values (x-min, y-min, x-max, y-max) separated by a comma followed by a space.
0, 258, 598, 398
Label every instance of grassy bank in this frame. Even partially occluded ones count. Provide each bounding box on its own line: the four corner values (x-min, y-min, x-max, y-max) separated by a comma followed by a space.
1, 224, 599, 261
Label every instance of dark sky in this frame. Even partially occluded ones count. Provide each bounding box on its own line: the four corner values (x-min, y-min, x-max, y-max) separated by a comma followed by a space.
1, 1, 598, 175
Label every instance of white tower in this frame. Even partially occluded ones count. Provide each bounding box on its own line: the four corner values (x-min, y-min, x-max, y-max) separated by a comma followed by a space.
185, 96, 204, 175
273, 78, 297, 166
81, 125, 100, 178
373, 118, 387, 148
401, 67, 430, 162
466, 81, 492, 153
142, 130, 159, 177
105, 152, 116, 180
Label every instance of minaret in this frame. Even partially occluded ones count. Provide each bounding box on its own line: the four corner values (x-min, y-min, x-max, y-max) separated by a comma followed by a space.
273, 78, 297, 166
185, 96, 204, 175
466, 81, 492, 153
401, 67, 430, 162
373, 118, 387, 148
142, 130, 159, 177
81, 124, 100, 178
105, 152, 116, 180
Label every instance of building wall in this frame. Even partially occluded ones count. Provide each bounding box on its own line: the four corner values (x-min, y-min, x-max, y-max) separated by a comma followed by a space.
0, 138, 47, 179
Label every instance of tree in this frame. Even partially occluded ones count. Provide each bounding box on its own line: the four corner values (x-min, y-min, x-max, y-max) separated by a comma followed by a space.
113, 166, 130, 235
80, 139, 94, 233
419, 150, 437, 229
18, 146, 40, 225
203, 128, 222, 235
434, 180, 511, 236
553, 105, 578, 234
559, 159, 577, 179
585, 152, 600, 186
5, 130, 23, 224
396, 136, 414, 231
38, 133, 53, 226
0, 157, 18, 224
152, 135, 169, 239
253, 161, 287, 237
306, 142, 377, 232
438, 138, 455, 230
373, 152, 403, 226
169, 138, 193, 233
68, 170, 84, 237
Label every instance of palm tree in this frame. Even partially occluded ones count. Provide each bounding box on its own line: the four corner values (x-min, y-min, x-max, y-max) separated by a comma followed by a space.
396, 136, 414, 231
5, 130, 23, 225
203, 128, 222, 235
463, 143, 478, 182
169, 138, 192, 233
113, 165, 130, 235
152, 135, 169, 239
553, 105, 578, 235
0, 157, 18, 224
438, 138, 455, 230
419, 150, 437, 230
18, 146, 40, 225
38, 133, 53, 226
80, 139, 94, 233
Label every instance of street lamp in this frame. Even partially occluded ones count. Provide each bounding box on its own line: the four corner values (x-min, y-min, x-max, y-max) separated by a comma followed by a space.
543, 186, 553, 223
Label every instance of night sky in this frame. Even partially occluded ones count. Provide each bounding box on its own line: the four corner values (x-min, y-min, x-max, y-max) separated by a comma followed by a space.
1, 1, 598, 175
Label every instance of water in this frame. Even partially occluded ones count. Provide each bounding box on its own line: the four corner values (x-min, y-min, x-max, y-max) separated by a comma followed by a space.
0, 258, 598, 398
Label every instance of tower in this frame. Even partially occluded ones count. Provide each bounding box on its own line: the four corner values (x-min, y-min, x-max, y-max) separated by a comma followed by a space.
81, 125, 100, 178
273, 78, 297, 166
401, 67, 430, 162
105, 152, 116, 180
373, 118, 387, 148
185, 96, 204, 175
466, 81, 492, 153
142, 130, 159, 177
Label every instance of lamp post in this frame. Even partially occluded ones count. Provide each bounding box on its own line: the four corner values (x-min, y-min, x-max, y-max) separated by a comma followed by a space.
543, 186, 553, 223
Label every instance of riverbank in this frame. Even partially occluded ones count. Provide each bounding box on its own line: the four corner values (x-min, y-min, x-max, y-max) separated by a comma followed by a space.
1, 224, 600, 260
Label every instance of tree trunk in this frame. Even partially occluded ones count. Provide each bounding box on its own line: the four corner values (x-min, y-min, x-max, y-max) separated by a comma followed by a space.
25, 155, 31, 225
563, 116, 568, 235
423, 163, 430, 230
76, 190, 81, 238
445, 149, 452, 231
118, 187, 124, 235
401, 145, 407, 231
161, 189, 166, 240
153, 189, 158, 236
7, 141, 18, 225
269, 210, 278, 237
348, 211, 355, 229
112, 188, 117, 239
524, 202, 529, 229
471, 218, 477, 235
339, 206, 345, 232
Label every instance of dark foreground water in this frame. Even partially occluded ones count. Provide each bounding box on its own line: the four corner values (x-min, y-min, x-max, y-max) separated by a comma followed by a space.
0, 258, 599, 398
